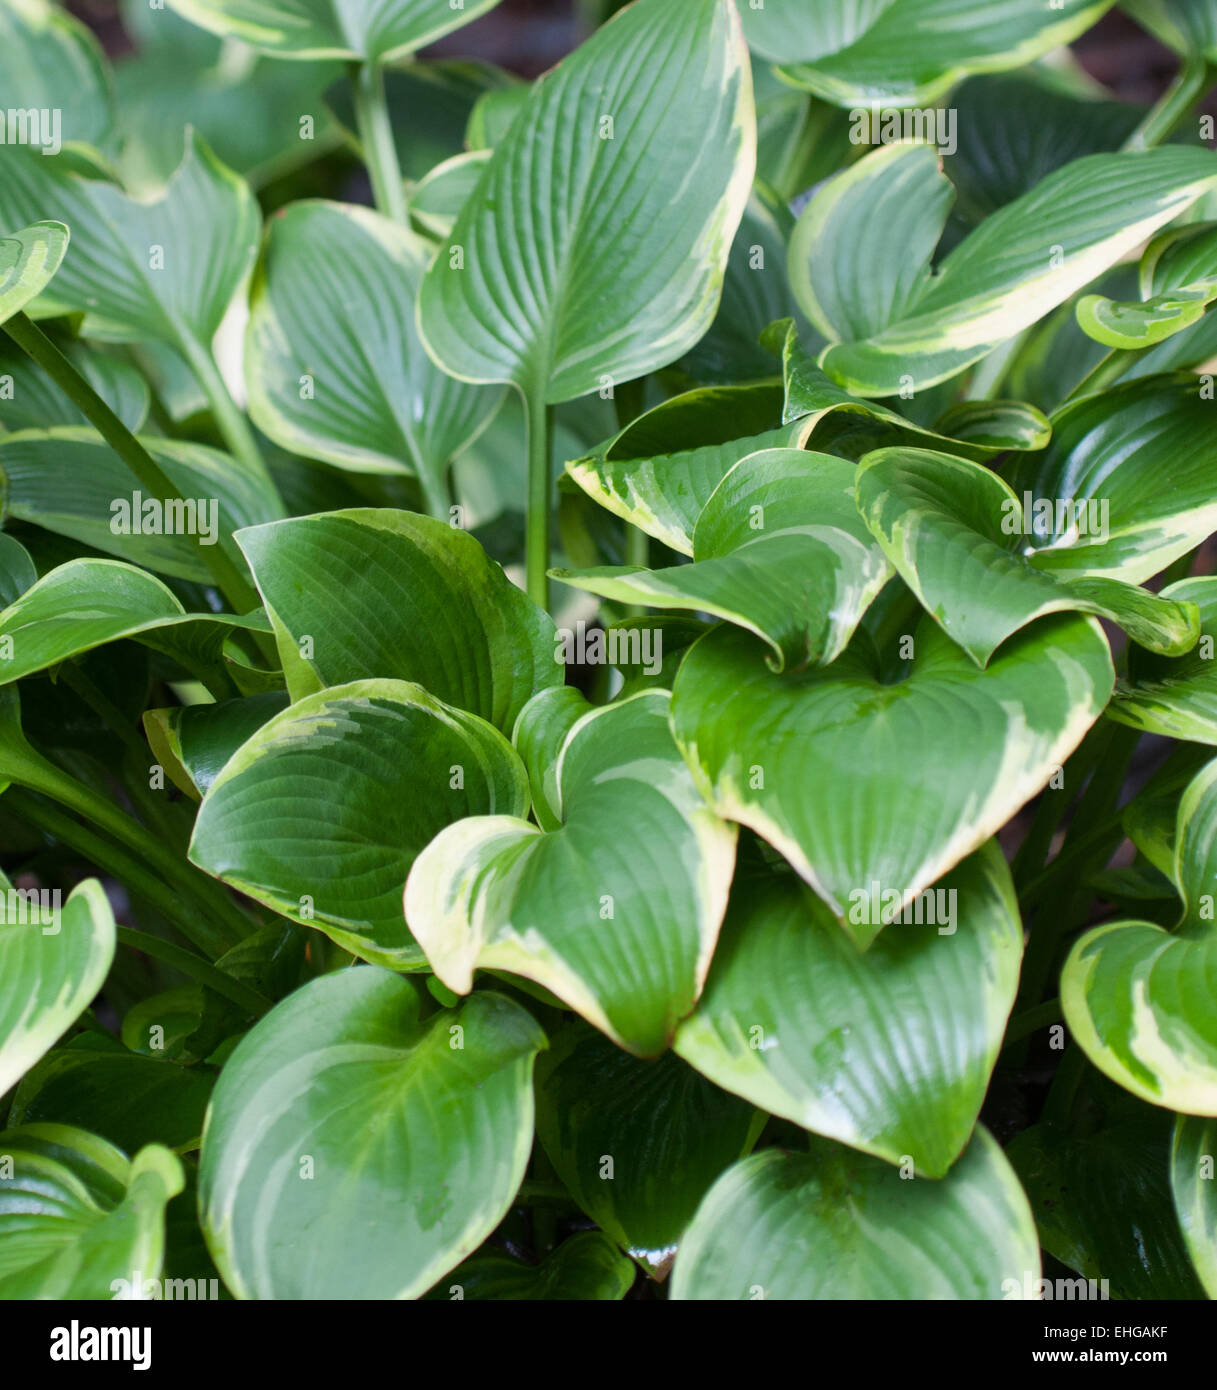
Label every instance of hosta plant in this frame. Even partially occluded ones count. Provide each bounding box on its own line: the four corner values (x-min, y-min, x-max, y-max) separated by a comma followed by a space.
2, 0, 1217, 1303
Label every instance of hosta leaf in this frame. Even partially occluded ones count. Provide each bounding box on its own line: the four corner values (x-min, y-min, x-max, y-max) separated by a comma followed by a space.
411, 151, 490, 240
855, 447, 1199, 667
236, 510, 559, 730
675, 844, 1021, 1178
1010, 1099, 1205, 1299
405, 689, 737, 1055
1062, 755, 1217, 1114
190, 679, 529, 968
0, 342, 150, 433
557, 448, 891, 672
1110, 578, 1217, 742
534, 1021, 760, 1275
0, 0, 114, 153
0, 533, 37, 606
0, 221, 68, 327
0, 879, 115, 1098
739, 0, 1113, 108
1, 426, 283, 583
794, 144, 1217, 396
167, 0, 503, 62
425, 1231, 635, 1301
198, 967, 545, 1299
672, 616, 1113, 948
0, 558, 271, 687
417, 0, 755, 403
1002, 374, 1217, 583
1125, 0, 1217, 60
144, 692, 289, 800
565, 384, 811, 556
1172, 1114, 1217, 1296
0, 1124, 183, 1299
670, 1128, 1039, 1300
245, 201, 503, 511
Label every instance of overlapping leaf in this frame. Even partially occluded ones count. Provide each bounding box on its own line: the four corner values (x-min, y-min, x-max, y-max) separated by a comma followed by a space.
1110, 578, 1217, 742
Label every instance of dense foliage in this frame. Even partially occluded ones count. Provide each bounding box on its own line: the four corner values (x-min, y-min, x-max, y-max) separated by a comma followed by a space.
1, 0, 1216, 1301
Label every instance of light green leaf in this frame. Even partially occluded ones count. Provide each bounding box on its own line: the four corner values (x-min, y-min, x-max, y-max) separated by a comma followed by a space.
245, 201, 503, 512
675, 844, 1021, 1178
424, 1231, 635, 1301
198, 967, 545, 1299
167, 0, 503, 62
0, 879, 115, 1099
410, 150, 490, 239
190, 679, 529, 968
0, 1124, 183, 1299
1111, 577, 1217, 742
1172, 1114, 1217, 1297
557, 448, 891, 672
670, 1128, 1040, 1300
740, 0, 1114, 108
672, 616, 1113, 948
0, 0, 114, 153
417, 0, 755, 403
535, 1021, 760, 1275
405, 689, 736, 1055
856, 447, 1199, 667
1062, 755, 1217, 1114
0, 221, 68, 328
794, 144, 1217, 396
1125, 0, 1217, 60
0, 341, 150, 433
236, 509, 559, 730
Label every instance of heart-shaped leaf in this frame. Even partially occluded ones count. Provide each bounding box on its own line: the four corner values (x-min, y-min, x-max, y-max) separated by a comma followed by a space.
425, 1231, 636, 1301
739, 0, 1113, 108
1172, 1114, 1217, 1297
167, 0, 503, 62
405, 689, 737, 1055
1110, 577, 1217, 742
417, 0, 754, 403
670, 1128, 1039, 1300
672, 616, 1113, 947
0, 1123, 183, 1299
190, 679, 529, 968
855, 446, 1199, 666
534, 1021, 760, 1275
0, 221, 69, 327
674, 843, 1021, 1178
245, 201, 503, 514
791, 142, 1217, 396
557, 448, 892, 672
1062, 755, 1217, 1114
0, 878, 115, 1098
236, 510, 559, 731
198, 967, 545, 1299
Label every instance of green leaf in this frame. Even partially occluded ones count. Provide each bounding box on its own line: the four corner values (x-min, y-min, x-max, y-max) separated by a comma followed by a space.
0, 879, 115, 1098
417, 0, 755, 402
245, 201, 503, 512
405, 689, 736, 1055
0, 132, 258, 350
0, 533, 37, 607
1172, 1114, 1217, 1297
535, 1021, 760, 1275
167, 0, 504, 62
190, 679, 529, 969
855, 447, 1199, 667
1125, 0, 1217, 60
1111, 577, 1217, 742
557, 448, 892, 672
672, 616, 1113, 948
0, 1124, 183, 1299
198, 967, 545, 1299
670, 1128, 1039, 1300
144, 692, 289, 800
236, 509, 559, 730
0, 341, 150, 434
0, 0, 114, 153
0, 558, 271, 687
1077, 221, 1217, 348
1062, 755, 1217, 1114
411, 150, 490, 240
675, 844, 1021, 1178
793, 144, 1217, 396
0, 221, 68, 328
1, 427, 282, 584
425, 1231, 636, 1301
565, 384, 811, 557
740, 0, 1114, 108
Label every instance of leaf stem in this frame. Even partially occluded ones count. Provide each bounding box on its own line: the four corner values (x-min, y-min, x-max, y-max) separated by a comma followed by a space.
524, 381, 554, 612
1061, 347, 1144, 405
351, 60, 409, 225
1, 312, 259, 614
115, 925, 273, 1017
1124, 57, 1213, 152
174, 329, 272, 489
